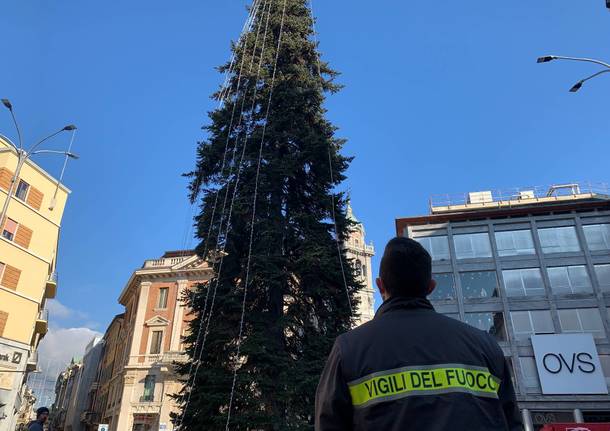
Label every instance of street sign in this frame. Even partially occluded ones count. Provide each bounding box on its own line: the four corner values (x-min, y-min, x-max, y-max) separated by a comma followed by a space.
98, 424, 109, 431
532, 334, 608, 395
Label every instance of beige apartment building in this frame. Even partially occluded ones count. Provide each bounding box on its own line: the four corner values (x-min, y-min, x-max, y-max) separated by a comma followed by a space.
93, 251, 212, 431
0, 135, 70, 430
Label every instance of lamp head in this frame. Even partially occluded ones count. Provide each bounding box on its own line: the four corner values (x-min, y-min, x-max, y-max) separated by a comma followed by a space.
537, 56, 556, 63
1, 99, 12, 110
63, 125, 77, 131
569, 81, 583, 92
66, 152, 79, 159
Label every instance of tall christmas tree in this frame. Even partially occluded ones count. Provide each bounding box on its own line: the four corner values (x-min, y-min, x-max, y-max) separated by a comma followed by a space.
174, 0, 361, 429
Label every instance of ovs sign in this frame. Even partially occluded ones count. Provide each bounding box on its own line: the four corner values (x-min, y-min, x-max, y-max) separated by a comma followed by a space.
531, 334, 608, 395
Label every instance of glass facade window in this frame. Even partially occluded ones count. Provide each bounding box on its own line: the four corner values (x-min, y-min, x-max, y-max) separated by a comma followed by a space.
547, 266, 593, 295
583, 224, 610, 252
502, 268, 545, 297
511, 310, 554, 340
460, 271, 499, 299
537, 226, 581, 254
415, 236, 450, 261
443, 313, 460, 321
454, 233, 492, 259
464, 312, 506, 341
595, 264, 610, 292
429, 273, 455, 300
495, 230, 536, 257
599, 355, 610, 387
558, 308, 606, 339
519, 357, 541, 391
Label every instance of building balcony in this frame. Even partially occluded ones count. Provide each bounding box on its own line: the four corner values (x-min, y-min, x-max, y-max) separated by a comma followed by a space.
80, 410, 100, 424
35, 309, 48, 336
26, 350, 38, 372
45, 272, 58, 299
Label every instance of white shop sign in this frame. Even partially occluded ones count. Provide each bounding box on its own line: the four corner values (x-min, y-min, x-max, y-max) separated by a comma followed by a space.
531, 334, 608, 395
98, 425, 109, 431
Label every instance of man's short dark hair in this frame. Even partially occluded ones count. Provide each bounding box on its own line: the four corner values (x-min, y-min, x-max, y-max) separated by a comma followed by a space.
379, 237, 432, 298
36, 407, 49, 417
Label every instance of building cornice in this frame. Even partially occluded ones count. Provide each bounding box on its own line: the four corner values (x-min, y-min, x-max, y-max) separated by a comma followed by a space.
118, 255, 212, 305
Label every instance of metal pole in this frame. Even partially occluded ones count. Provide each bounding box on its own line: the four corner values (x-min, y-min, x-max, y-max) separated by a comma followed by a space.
0, 151, 27, 230
521, 409, 534, 431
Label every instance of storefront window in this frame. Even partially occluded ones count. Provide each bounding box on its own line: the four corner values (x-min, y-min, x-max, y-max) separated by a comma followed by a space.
453, 233, 492, 259
460, 271, 499, 299
464, 312, 506, 341
547, 265, 593, 295
519, 357, 541, 391
510, 310, 554, 340
583, 224, 610, 252
415, 236, 450, 261
495, 230, 535, 256
558, 308, 606, 339
429, 273, 455, 301
537, 226, 581, 254
502, 268, 545, 297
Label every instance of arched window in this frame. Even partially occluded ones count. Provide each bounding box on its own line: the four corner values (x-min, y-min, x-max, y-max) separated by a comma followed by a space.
354, 260, 362, 277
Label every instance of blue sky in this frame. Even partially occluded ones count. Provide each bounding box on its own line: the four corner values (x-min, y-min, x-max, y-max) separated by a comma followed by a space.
1, 0, 609, 368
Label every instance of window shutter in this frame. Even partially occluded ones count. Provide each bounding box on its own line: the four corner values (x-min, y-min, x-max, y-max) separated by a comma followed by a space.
14, 224, 33, 249
26, 186, 44, 210
0, 311, 7, 337
1, 265, 21, 290
0, 168, 12, 191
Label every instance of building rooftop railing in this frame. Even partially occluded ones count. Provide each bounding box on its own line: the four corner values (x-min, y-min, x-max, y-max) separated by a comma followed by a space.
429, 181, 610, 214
142, 255, 192, 269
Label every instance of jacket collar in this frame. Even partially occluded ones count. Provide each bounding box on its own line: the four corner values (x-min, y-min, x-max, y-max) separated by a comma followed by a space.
375, 296, 434, 319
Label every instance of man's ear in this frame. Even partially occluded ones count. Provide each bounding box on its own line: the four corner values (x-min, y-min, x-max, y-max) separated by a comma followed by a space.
376, 277, 388, 301
427, 279, 437, 296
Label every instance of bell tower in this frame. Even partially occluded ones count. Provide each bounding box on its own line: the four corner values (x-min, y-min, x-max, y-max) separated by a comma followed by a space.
344, 201, 375, 325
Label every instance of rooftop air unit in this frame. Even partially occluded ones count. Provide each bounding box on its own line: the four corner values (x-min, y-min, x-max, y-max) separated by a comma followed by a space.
468, 191, 493, 204
518, 190, 535, 200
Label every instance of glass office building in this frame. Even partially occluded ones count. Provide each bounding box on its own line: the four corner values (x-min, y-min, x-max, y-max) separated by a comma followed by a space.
396, 183, 610, 430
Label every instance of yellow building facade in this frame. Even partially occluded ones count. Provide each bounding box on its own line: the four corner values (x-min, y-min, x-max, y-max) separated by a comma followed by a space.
0, 135, 70, 431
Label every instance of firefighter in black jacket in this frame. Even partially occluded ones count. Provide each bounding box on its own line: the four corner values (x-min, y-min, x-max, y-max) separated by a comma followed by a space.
315, 237, 523, 431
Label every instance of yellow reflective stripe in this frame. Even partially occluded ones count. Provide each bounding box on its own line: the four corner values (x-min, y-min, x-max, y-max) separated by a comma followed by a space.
348, 364, 501, 408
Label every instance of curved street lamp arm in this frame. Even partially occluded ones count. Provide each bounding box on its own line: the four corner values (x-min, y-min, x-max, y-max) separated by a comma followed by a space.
27, 128, 68, 155
551, 56, 610, 69
579, 68, 610, 84
31, 149, 78, 159
7, 109, 23, 150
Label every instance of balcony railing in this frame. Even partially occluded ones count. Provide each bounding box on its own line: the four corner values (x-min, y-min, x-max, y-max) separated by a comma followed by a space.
429, 181, 610, 214
142, 256, 191, 268
45, 272, 58, 299
26, 350, 38, 372
35, 309, 49, 335
130, 352, 188, 365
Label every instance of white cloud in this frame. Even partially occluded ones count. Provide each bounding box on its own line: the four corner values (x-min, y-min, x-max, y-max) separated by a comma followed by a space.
46, 299, 89, 322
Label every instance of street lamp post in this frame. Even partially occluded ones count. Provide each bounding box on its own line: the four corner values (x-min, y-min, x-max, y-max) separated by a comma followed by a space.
537, 55, 610, 92
0, 99, 78, 229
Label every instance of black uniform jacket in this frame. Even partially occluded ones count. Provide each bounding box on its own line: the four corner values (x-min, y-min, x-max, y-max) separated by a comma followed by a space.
315, 296, 523, 431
